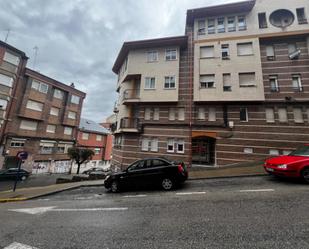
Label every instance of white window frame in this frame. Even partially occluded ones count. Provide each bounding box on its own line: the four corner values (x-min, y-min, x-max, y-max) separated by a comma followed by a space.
200, 46, 215, 59
96, 135, 102, 141
64, 127, 73, 135
46, 124, 56, 133
278, 108, 288, 123
227, 16, 236, 32
150, 138, 159, 152
0, 73, 13, 88
200, 74, 215, 89
197, 19, 206, 35
239, 73, 256, 87
244, 148, 253, 154
164, 76, 176, 89
10, 139, 26, 148
238, 15, 247, 31
153, 108, 160, 121
265, 108, 275, 123
169, 108, 176, 121
31, 80, 49, 94
165, 49, 177, 61
3, 51, 20, 66
53, 89, 64, 99
144, 107, 152, 120
293, 108, 304, 123
221, 44, 230, 59
167, 139, 174, 153
217, 17, 225, 33
269, 149, 279, 156
240, 107, 248, 122
26, 100, 43, 112
269, 76, 279, 92
178, 108, 185, 121
50, 107, 60, 116
208, 107, 216, 122
68, 111, 76, 120
176, 140, 185, 154
266, 45, 275, 60
237, 42, 253, 56
147, 51, 158, 62
20, 120, 38, 131
71, 95, 80, 104
82, 132, 89, 140
197, 107, 205, 120
292, 74, 303, 92
223, 73, 232, 92
207, 18, 215, 34
145, 77, 155, 89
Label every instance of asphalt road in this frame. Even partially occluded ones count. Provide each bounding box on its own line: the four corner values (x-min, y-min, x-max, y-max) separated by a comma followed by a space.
0, 176, 308, 249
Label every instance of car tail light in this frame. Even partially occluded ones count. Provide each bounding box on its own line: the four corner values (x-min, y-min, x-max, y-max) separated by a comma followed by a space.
178, 164, 184, 173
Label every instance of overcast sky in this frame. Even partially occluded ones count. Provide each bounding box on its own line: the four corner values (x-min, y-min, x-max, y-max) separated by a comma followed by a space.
0, 0, 237, 123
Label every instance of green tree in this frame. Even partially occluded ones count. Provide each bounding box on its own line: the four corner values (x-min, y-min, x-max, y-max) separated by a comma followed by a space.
68, 147, 95, 174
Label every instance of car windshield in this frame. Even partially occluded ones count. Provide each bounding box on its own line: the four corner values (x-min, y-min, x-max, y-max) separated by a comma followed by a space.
289, 146, 309, 156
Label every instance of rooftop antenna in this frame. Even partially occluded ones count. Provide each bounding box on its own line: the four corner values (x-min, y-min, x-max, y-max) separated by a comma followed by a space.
33, 46, 39, 70
4, 29, 10, 43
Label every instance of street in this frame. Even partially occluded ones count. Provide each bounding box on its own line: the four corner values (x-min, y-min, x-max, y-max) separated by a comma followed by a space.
0, 176, 308, 249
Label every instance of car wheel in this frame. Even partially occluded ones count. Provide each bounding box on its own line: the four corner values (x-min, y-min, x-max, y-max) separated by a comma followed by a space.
161, 178, 173, 191
301, 168, 309, 183
21, 176, 27, 181
111, 180, 120, 193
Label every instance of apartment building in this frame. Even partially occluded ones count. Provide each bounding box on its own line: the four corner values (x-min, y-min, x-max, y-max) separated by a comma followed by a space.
2, 67, 86, 174
113, 0, 309, 169
71, 118, 111, 173
0, 41, 28, 166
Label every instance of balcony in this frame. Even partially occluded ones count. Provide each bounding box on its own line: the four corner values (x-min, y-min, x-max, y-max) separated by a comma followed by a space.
122, 89, 140, 104
119, 118, 142, 133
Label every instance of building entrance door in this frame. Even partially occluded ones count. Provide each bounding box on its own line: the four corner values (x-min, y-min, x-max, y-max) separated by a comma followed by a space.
192, 136, 216, 166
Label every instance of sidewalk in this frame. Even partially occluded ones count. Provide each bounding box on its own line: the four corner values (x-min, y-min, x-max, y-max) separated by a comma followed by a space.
189, 162, 266, 180
0, 180, 105, 203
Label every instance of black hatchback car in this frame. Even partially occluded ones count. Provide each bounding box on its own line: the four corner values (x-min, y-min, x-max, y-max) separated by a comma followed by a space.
104, 158, 188, 192
0, 168, 30, 181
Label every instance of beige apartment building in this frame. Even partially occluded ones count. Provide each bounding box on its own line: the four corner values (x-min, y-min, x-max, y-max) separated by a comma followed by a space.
112, 0, 309, 169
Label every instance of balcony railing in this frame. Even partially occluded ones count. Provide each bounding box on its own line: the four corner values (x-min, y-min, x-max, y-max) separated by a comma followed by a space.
122, 89, 140, 102
120, 118, 141, 132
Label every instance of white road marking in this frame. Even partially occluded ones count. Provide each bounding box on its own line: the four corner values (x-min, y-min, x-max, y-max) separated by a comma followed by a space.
238, 189, 275, 193
9, 206, 128, 214
3, 242, 39, 249
176, 191, 206, 195
123, 194, 147, 198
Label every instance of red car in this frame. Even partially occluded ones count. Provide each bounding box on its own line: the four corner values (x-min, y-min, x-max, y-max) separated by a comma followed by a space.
264, 145, 309, 182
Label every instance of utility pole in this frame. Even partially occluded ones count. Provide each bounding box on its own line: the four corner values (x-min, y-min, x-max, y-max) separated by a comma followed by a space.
4, 29, 10, 43
33, 46, 39, 70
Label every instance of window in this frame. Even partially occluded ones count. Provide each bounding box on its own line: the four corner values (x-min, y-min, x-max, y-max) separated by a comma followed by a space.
197, 107, 205, 120
178, 108, 185, 121
3, 52, 20, 66
165, 49, 177, 61
141, 138, 150, 151
200, 46, 214, 58
20, 120, 38, 131
223, 73, 232, 92
31, 80, 49, 94
217, 17, 225, 33
283, 150, 292, 155
269, 76, 279, 92
145, 77, 155, 89
198, 20, 206, 35
227, 16, 236, 32
278, 108, 288, 123
152, 159, 166, 167
150, 138, 158, 152
50, 107, 60, 116
208, 107, 216, 122
82, 132, 89, 140
238, 16, 247, 30
153, 108, 160, 121
207, 18, 215, 34
293, 108, 304, 123
167, 139, 174, 152
221, 44, 229, 59
296, 8, 307, 24
94, 148, 101, 155
96, 135, 102, 141
258, 13, 268, 28
26, 100, 43, 112
176, 140, 185, 154
64, 127, 73, 135
0, 99, 7, 109
147, 51, 158, 62
239, 73, 256, 87
164, 76, 176, 89
144, 107, 152, 120
269, 149, 279, 156
266, 45, 275, 60
71, 95, 80, 104
169, 108, 176, 121
200, 75, 215, 89
53, 89, 64, 99
0, 73, 13, 88
237, 42, 253, 56
288, 43, 297, 54
292, 74, 303, 92
46, 124, 56, 133
40, 142, 54, 154
244, 148, 253, 154
269, 9, 294, 28
10, 139, 25, 148
68, 111, 76, 120
265, 108, 275, 123
240, 107, 248, 122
